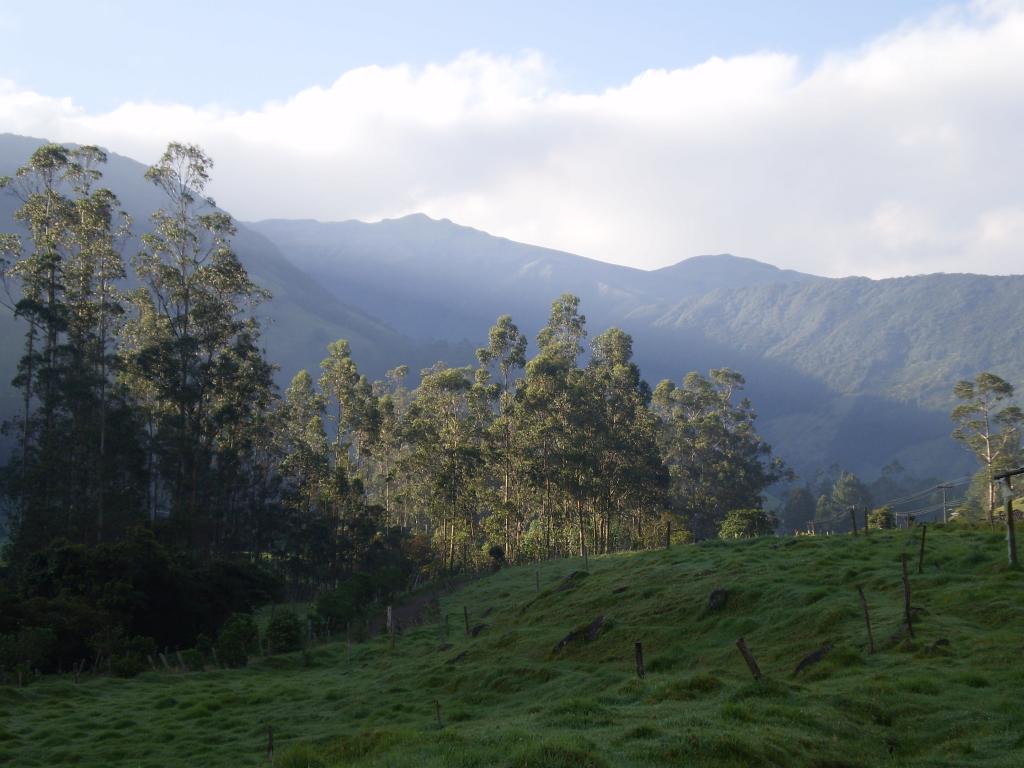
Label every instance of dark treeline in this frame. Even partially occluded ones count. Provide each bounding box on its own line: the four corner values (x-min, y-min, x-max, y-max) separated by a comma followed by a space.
0, 143, 785, 675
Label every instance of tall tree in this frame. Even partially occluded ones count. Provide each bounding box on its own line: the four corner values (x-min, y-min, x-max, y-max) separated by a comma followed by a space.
653, 368, 788, 539
1, 145, 143, 555
951, 373, 1023, 524
128, 142, 269, 549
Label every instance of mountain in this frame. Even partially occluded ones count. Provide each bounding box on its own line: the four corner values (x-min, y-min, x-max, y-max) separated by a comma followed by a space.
250, 216, 1022, 481
249, 215, 816, 341
0, 135, 458, 445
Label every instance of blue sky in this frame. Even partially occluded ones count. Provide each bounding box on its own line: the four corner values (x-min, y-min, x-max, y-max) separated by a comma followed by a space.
1, 1, 1022, 278
2, 1, 950, 111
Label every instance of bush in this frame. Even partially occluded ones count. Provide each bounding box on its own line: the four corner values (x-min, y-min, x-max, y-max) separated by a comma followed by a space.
179, 648, 205, 672
266, 611, 303, 655
110, 635, 157, 678
215, 614, 259, 668
719, 509, 778, 539
868, 506, 895, 529
314, 576, 373, 631
488, 545, 506, 571
194, 633, 214, 661
0, 627, 56, 677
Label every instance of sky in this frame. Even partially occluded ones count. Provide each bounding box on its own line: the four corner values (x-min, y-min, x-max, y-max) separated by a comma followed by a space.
1, 0, 1022, 278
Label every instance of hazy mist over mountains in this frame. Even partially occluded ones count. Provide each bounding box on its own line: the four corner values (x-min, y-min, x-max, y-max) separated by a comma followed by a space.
3, 132, 1022, 480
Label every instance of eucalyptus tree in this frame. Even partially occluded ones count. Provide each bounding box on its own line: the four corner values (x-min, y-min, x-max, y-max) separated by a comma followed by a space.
951, 373, 1023, 523
476, 315, 527, 556
652, 368, 787, 539
586, 328, 667, 552
128, 142, 270, 549
404, 363, 483, 570
368, 365, 410, 527
509, 295, 589, 557
0, 144, 143, 554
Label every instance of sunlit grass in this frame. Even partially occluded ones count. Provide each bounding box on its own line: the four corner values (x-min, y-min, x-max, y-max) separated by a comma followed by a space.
3, 526, 1024, 767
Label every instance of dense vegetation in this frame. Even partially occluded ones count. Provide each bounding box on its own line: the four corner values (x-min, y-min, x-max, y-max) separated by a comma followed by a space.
2, 526, 1023, 767
0, 143, 787, 677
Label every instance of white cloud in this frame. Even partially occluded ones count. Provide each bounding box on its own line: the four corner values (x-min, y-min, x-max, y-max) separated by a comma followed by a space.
2, 6, 1024, 278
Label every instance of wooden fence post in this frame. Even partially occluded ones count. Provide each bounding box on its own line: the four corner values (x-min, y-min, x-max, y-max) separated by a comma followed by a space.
736, 637, 763, 680
1002, 479, 1018, 567
434, 699, 443, 729
856, 586, 875, 654
849, 507, 858, 536
901, 553, 914, 638
634, 641, 646, 679
666, 521, 672, 549
917, 525, 928, 574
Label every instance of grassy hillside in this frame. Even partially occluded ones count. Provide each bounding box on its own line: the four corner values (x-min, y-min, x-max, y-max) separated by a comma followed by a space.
3, 528, 1023, 767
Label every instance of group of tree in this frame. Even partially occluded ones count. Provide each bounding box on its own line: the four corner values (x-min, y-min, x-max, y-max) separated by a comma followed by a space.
0, 142, 787, 674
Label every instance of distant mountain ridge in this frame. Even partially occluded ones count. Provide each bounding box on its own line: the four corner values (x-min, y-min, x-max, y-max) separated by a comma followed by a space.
250, 215, 818, 340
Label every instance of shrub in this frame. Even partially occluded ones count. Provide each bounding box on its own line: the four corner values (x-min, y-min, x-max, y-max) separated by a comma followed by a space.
868, 506, 895, 529
0, 627, 56, 677
314, 576, 373, 631
179, 648, 205, 672
266, 611, 303, 655
194, 633, 214, 661
215, 614, 258, 668
719, 508, 778, 539
488, 545, 506, 571
110, 635, 157, 678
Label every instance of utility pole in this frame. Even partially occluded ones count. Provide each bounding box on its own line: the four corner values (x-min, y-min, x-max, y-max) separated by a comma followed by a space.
994, 467, 1024, 567
938, 483, 953, 524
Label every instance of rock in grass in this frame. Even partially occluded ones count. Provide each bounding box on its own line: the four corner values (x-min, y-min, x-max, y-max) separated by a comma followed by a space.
793, 642, 834, 676
707, 588, 729, 612
552, 615, 605, 654
555, 571, 589, 593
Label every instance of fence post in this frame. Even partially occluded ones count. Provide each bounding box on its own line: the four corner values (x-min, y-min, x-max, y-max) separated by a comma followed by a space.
634, 641, 646, 679
901, 553, 914, 638
736, 637, 763, 680
1002, 479, 1018, 567
856, 586, 875, 654
917, 525, 928, 574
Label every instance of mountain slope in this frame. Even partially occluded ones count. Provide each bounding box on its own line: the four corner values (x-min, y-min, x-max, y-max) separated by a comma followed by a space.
248, 215, 816, 340
656, 273, 1024, 408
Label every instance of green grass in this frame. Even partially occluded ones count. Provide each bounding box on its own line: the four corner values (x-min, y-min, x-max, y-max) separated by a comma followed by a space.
4, 526, 1024, 767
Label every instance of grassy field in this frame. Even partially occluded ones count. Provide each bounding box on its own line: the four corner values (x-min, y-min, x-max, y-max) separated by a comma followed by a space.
3, 525, 1024, 767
